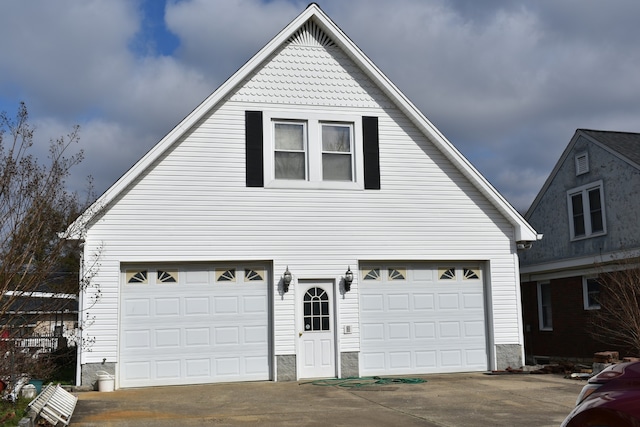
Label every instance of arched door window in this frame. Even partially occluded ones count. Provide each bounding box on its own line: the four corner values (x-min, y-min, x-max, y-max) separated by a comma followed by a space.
303, 287, 330, 331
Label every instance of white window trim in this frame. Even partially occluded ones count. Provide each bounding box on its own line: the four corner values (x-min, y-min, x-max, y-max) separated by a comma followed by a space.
567, 180, 606, 241
263, 109, 364, 190
582, 276, 601, 310
537, 282, 552, 331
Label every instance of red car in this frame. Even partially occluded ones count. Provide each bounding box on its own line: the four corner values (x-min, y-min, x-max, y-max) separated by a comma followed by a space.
562, 361, 640, 427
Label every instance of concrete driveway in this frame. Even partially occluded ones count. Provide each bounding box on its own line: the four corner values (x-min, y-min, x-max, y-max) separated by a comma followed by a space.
70, 373, 585, 426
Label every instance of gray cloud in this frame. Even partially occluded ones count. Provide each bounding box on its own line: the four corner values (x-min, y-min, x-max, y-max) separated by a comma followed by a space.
1, 0, 639, 213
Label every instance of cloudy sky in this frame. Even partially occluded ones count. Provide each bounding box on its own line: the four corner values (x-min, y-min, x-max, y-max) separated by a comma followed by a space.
1, 0, 639, 213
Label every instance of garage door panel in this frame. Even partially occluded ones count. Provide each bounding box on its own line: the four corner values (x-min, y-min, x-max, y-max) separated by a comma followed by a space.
156, 328, 181, 347
244, 295, 268, 312
439, 321, 461, 338
464, 321, 485, 337
361, 323, 384, 341
462, 293, 483, 309
155, 298, 181, 316
360, 263, 487, 376
184, 297, 210, 315
437, 293, 459, 310
360, 294, 384, 311
389, 351, 411, 368
388, 294, 410, 310
184, 328, 208, 346
415, 351, 437, 368
123, 330, 151, 349
186, 358, 211, 377
120, 265, 270, 388
414, 322, 436, 339
440, 350, 462, 367
413, 294, 435, 310
156, 360, 180, 379
125, 298, 150, 317
214, 296, 239, 314
245, 325, 268, 344
388, 322, 411, 340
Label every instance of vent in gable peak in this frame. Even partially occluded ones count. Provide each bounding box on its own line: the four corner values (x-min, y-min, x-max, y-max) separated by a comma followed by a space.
575, 152, 589, 175
288, 20, 336, 47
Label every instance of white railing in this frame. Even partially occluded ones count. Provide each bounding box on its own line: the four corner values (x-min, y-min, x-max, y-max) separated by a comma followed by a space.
1, 335, 63, 353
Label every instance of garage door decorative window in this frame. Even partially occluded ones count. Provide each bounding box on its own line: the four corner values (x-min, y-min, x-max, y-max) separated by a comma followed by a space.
439, 268, 456, 280
463, 268, 480, 280
216, 269, 237, 282
126, 271, 148, 284
362, 268, 381, 281
388, 268, 406, 281
303, 287, 330, 331
244, 268, 264, 281
157, 271, 177, 283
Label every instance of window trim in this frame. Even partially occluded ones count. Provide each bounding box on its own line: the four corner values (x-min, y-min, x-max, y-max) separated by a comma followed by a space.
567, 180, 606, 241
537, 282, 553, 331
262, 110, 364, 190
582, 277, 601, 310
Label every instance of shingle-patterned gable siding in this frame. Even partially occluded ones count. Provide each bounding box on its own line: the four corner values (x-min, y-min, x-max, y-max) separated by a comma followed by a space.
229, 43, 391, 109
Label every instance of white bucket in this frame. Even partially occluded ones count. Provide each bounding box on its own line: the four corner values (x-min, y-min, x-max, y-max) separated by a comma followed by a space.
21, 384, 37, 399
97, 371, 115, 392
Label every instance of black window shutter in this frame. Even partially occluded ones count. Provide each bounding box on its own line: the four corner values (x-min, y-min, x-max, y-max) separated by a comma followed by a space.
245, 111, 263, 187
362, 116, 380, 189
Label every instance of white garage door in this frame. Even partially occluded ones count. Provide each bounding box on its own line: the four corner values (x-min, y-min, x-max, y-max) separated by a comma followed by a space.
119, 265, 270, 388
359, 263, 487, 375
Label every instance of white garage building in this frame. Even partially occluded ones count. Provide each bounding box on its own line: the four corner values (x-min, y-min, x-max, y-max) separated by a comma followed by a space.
68, 4, 538, 388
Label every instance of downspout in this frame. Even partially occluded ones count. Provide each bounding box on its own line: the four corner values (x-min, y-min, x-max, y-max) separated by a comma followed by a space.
75, 243, 84, 387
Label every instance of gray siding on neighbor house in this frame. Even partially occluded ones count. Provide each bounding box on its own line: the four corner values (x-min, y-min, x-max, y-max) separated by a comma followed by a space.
521, 135, 640, 267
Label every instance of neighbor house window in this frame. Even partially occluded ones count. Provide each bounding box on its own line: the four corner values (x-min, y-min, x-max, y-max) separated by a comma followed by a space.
567, 181, 605, 240
537, 282, 552, 331
583, 277, 601, 310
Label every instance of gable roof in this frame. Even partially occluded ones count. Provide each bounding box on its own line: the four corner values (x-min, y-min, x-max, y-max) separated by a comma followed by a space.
580, 129, 640, 167
68, 3, 537, 242
525, 128, 640, 219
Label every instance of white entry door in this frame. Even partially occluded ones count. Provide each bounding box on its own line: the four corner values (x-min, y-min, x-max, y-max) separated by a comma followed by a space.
297, 282, 335, 379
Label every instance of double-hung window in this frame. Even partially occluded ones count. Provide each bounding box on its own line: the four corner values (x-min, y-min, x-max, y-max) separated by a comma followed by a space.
567, 181, 606, 240
537, 282, 553, 331
274, 121, 307, 180
321, 123, 353, 181
583, 277, 601, 310
263, 111, 362, 189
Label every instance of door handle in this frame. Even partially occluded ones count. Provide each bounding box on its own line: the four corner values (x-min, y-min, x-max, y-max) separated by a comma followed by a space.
299, 332, 303, 337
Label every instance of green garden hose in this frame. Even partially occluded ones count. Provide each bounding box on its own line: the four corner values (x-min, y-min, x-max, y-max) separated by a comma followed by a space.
303, 376, 426, 388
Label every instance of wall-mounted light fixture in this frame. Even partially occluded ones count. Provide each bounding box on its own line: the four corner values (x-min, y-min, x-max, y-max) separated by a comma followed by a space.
283, 266, 292, 293
344, 266, 354, 292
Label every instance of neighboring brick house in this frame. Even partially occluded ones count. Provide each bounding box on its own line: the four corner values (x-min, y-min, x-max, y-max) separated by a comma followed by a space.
520, 129, 640, 363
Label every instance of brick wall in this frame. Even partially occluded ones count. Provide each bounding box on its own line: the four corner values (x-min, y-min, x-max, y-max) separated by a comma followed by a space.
521, 276, 614, 362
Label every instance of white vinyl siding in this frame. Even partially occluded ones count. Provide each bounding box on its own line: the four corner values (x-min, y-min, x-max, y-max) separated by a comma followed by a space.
79, 43, 521, 371
80, 100, 518, 365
